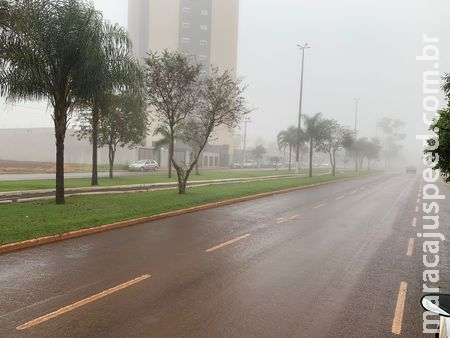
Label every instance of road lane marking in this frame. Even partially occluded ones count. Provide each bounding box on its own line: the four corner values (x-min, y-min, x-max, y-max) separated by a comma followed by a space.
276, 219, 288, 224
415, 206, 419, 212
416, 198, 420, 203
406, 238, 414, 256
289, 214, 299, 220
206, 234, 250, 253
417, 193, 421, 197
313, 203, 327, 209
392, 281, 408, 335
350, 190, 357, 195
335, 195, 345, 200
411, 217, 417, 228
16, 274, 151, 330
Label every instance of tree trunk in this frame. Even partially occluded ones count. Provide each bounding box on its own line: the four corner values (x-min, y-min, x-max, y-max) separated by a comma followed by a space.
288, 145, 292, 171
108, 144, 115, 179
168, 142, 173, 178
332, 149, 337, 176
54, 105, 66, 205
309, 138, 313, 177
328, 150, 335, 176
91, 104, 99, 186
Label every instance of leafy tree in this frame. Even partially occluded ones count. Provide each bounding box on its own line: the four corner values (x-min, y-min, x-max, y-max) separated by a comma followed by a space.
303, 113, 324, 177
350, 137, 382, 171
145, 52, 249, 193
424, 108, 450, 181
0, 0, 102, 204
277, 126, 306, 171
316, 119, 352, 176
377, 117, 406, 168
251, 145, 266, 166
144, 50, 201, 191
364, 138, 382, 171
76, 92, 148, 179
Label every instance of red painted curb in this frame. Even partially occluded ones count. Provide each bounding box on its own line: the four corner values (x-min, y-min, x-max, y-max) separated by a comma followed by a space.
0, 176, 358, 255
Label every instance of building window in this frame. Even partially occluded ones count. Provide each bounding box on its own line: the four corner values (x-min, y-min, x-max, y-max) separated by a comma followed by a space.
182, 22, 191, 29
201, 9, 208, 16
181, 37, 190, 44
199, 55, 207, 61
183, 7, 190, 13
200, 25, 208, 31
199, 39, 208, 46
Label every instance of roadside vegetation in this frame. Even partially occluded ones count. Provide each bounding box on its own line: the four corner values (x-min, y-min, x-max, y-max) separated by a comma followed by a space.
424, 73, 450, 181
0, 171, 370, 246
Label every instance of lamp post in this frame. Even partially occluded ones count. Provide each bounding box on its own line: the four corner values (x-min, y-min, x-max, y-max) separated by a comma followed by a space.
353, 97, 360, 172
242, 118, 250, 163
295, 43, 310, 174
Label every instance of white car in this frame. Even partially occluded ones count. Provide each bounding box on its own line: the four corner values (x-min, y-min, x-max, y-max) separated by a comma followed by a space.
128, 159, 159, 172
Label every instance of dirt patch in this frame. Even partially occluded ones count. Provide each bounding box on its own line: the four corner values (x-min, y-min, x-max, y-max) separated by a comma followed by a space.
0, 160, 87, 174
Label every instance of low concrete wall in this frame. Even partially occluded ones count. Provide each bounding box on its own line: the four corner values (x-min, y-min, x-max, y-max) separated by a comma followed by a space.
0, 128, 138, 164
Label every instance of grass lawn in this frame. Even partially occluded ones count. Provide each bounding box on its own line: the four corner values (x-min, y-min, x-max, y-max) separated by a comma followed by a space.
0, 168, 329, 192
0, 171, 371, 246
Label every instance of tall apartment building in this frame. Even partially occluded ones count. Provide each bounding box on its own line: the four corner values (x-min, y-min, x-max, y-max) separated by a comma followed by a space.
127, 0, 240, 168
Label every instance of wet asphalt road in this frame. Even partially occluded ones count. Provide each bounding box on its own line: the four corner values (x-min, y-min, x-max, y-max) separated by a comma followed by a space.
0, 173, 449, 337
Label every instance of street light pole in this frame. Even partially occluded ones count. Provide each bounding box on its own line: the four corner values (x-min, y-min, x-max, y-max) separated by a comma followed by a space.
242, 119, 250, 163
353, 97, 360, 172
295, 43, 310, 174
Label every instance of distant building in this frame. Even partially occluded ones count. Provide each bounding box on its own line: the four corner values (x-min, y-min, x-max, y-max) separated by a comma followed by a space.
128, 0, 241, 168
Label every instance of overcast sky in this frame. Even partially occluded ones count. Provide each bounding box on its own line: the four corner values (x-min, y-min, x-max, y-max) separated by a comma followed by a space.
1, 0, 450, 159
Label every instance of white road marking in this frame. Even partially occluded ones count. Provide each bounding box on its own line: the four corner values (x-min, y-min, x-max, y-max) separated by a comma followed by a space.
411, 217, 417, 228
335, 196, 345, 201
350, 190, 357, 195
313, 203, 327, 209
289, 214, 299, 220
392, 282, 408, 335
276, 219, 288, 224
16, 274, 151, 330
415, 206, 419, 212
416, 198, 420, 203
206, 234, 250, 253
406, 238, 414, 256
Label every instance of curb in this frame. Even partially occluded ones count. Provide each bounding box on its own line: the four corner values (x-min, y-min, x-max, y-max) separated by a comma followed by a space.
0, 175, 361, 255
0, 174, 300, 197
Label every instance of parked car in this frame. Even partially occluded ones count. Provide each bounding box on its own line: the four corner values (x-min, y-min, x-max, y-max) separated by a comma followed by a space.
128, 159, 159, 172
231, 162, 242, 169
406, 165, 417, 174
242, 161, 258, 168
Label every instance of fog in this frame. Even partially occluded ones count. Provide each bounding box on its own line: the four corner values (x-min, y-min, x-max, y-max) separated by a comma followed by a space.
2, 0, 450, 165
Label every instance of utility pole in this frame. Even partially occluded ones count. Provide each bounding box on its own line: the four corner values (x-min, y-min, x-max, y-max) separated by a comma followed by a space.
242, 119, 250, 163
295, 43, 310, 174
353, 97, 360, 172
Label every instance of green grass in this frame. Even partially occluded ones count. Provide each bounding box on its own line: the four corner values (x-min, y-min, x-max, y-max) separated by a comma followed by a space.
0, 171, 370, 246
0, 169, 328, 192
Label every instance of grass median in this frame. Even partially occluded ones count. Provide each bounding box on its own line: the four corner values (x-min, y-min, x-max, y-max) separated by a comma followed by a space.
0, 171, 371, 246
0, 169, 324, 192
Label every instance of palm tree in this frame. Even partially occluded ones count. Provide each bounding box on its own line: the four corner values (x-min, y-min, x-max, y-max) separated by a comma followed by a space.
277, 126, 306, 171
303, 113, 323, 177
87, 22, 142, 186
0, 0, 102, 204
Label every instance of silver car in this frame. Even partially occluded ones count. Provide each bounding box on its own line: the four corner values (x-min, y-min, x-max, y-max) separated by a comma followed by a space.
128, 159, 159, 172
